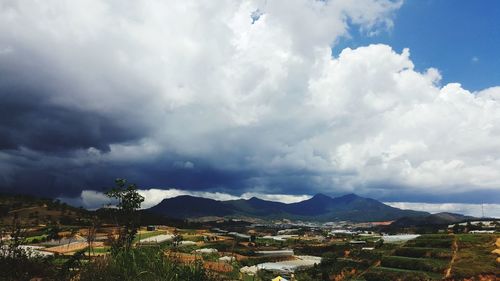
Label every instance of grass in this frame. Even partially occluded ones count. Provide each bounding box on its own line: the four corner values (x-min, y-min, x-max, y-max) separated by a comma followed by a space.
90, 247, 111, 254
78, 247, 213, 281
242, 274, 257, 281
449, 234, 498, 279
25, 234, 48, 243
182, 234, 204, 242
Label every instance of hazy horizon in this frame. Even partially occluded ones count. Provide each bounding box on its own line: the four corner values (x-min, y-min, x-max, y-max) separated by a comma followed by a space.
55, 188, 500, 218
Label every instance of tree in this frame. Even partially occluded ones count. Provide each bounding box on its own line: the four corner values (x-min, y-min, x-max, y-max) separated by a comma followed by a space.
105, 178, 145, 252
172, 229, 183, 247
66, 227, 78, 247
86, 217, 98, 258
45, 223, 61, 241
0, 216, 55, 280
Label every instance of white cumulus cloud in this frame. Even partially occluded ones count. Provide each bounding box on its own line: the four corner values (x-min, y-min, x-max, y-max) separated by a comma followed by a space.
385, 202, 500, 218
1, 0, 500, 203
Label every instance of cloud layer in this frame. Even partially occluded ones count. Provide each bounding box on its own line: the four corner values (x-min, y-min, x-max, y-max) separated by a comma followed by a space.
386, 202, 500, 218
1, 1, 500, 203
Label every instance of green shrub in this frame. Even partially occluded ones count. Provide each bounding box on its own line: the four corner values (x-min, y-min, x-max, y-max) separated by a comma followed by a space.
0, 248, 56, 280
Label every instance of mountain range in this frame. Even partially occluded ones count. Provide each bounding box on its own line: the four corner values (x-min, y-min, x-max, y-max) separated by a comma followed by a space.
391, 212, 474, 227
147, 193, 428, 222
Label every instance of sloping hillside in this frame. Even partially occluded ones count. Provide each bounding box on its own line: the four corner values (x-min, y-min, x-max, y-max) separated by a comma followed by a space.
391, 212, 473, 227
0, 193, 90, 226
148, 193, 428, 222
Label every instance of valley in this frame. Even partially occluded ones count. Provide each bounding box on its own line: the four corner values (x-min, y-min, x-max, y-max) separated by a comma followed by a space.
1, 193, 498, 281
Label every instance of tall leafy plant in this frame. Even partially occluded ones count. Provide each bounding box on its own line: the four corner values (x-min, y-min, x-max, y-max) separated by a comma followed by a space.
106, 178, 145, 253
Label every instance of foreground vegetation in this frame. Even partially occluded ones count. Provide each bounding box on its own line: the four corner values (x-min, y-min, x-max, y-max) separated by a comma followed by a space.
0, 245, 214, 281
0, 179, 215, 281
79, 247, 212, 281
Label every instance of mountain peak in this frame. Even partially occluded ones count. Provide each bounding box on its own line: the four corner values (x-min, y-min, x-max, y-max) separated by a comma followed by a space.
339, 193, 361, 199
331, 193, 363, 204
311, 193, 332, 200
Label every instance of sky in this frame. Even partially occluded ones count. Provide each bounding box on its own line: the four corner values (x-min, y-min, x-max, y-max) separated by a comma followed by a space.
1, 0, 500, 216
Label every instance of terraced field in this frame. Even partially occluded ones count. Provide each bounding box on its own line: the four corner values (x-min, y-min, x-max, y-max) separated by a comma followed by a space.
447, 234, 498, 280
362, 234, 453, 281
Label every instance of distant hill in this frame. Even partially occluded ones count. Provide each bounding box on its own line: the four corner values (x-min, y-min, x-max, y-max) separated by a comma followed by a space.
148, 193, 427, 222
0, 193, 192, 228
391, 212, 474, 227
0, 193, 90, 226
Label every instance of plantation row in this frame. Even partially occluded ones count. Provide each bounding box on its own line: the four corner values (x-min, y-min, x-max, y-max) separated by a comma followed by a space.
404, 238, 452, 248
381, 256, 448, 273
393, 247, 452, 259
364, 267, 442, 281
363, 234, 454, 281
450, 234, 498, 279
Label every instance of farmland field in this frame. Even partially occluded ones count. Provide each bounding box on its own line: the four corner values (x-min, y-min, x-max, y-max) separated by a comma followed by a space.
362, 234, 454, 281
447, 234, 499, 280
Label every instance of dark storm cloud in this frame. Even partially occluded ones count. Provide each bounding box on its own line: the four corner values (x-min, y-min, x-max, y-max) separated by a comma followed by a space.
1, 1, 500, 206
0, 50, 149, 152
377, 188, 500, 204
0, 92, 143, 153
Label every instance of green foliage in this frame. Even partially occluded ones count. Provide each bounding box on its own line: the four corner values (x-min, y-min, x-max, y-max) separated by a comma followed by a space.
294, 243, 350, 256
294, 271, 317, 281
206, 241, 232, 252
0, 248, 56, 281
321, 251, 338, 265
79, 247, 213, 281
45, 223, 61, 241
361, 234, 455, 281
0, 219, 57, 280
296, 247, 381, 280
78, 179, 213, 281
450, 234, 498, 279
201, 252, 219, 261
25, 234, 48, 244
106, 178, 145, 252
106, 179, 145, 214
58, 249, 86, 280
